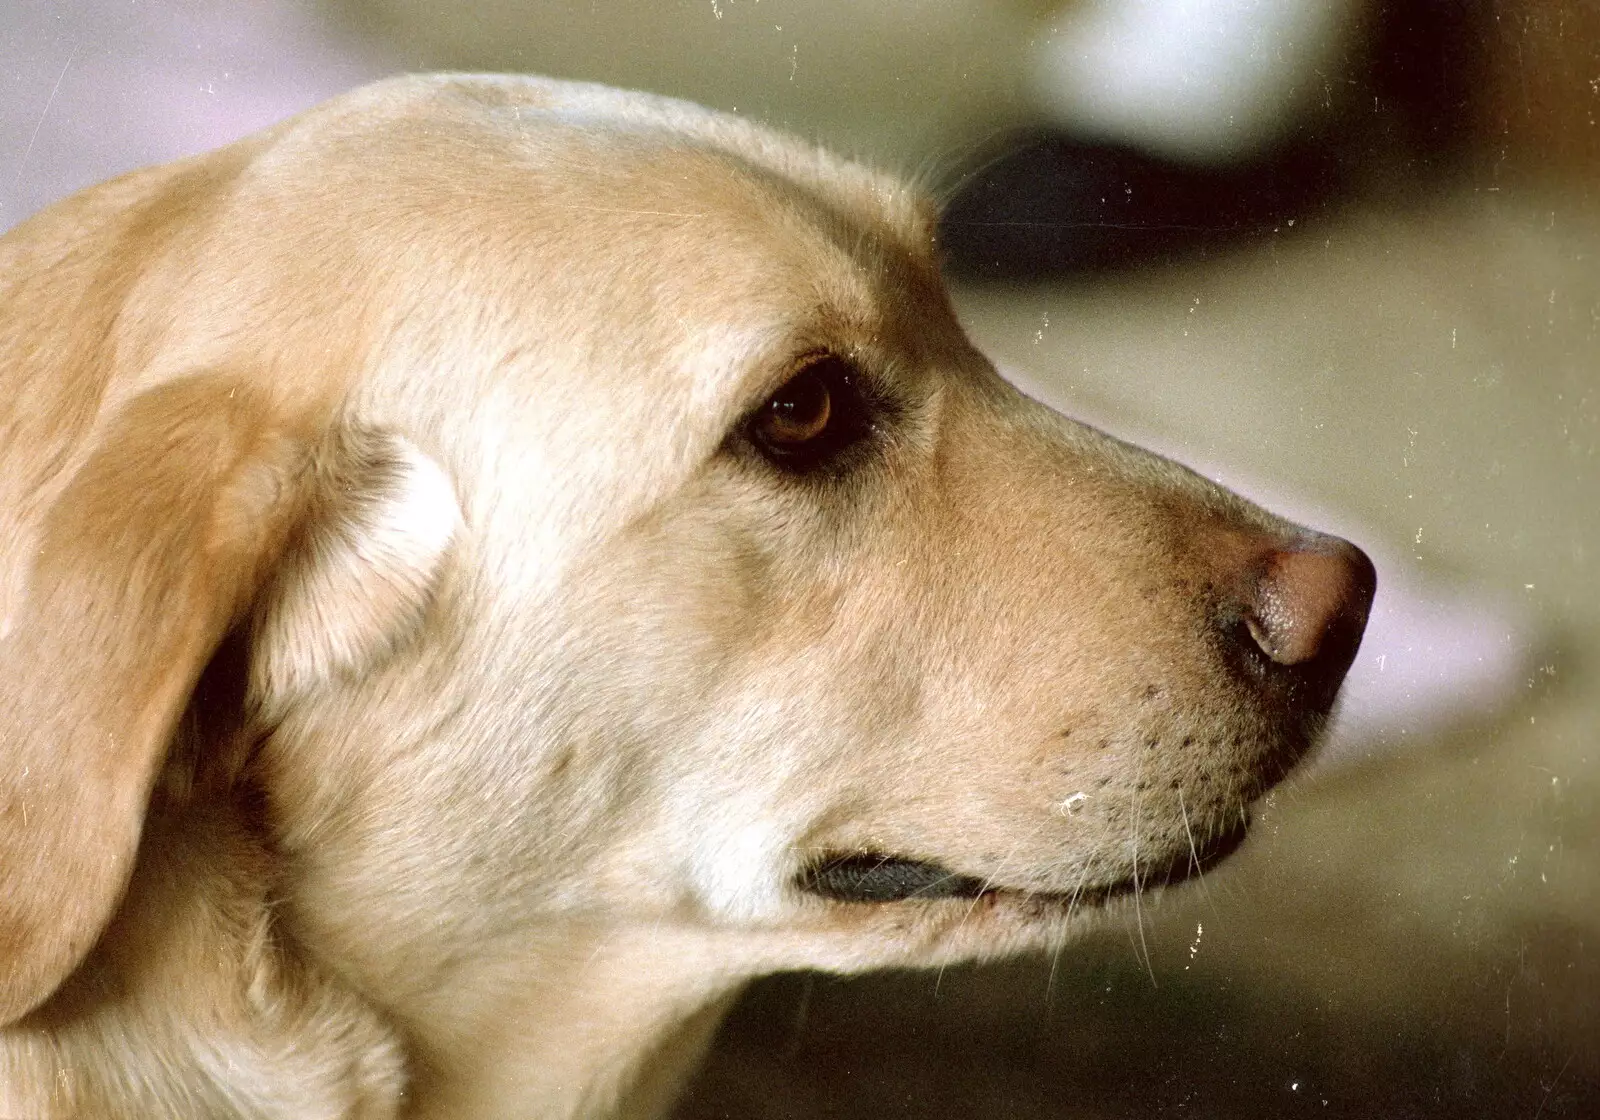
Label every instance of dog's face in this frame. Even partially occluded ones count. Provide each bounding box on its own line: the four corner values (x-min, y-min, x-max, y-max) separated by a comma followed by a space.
1, 74, 1371, 1059
208, 77, 1373, 988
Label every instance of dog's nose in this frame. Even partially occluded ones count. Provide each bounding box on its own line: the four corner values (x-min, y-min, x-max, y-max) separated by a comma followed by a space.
1228, 535, 1376, 701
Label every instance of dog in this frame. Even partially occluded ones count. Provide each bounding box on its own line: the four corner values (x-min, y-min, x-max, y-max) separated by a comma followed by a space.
0, 73, 1374, 1119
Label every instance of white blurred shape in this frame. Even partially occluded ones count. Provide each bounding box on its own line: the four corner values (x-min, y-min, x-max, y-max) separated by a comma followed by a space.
1028, 0, 1363, 164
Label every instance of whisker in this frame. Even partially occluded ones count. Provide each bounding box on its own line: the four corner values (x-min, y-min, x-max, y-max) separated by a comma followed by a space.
1130, 761, 1158, 989
937, 837, 1022, 995
1065, 852, 1098, 925
1045, 938, 1065, 1013
1177, 787, 1216, 914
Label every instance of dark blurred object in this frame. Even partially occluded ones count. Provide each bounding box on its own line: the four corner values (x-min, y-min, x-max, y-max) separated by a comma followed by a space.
1368, 0, 1492, 172
1475, 0, 1600, 178
938, 134, 1343, 278
677, 935, 1600, 1119
939, 0, 1495, 280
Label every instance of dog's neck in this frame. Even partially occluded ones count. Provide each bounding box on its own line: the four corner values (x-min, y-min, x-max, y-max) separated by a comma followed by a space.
40, 787, 751, 1119
388, 922, 748, 1120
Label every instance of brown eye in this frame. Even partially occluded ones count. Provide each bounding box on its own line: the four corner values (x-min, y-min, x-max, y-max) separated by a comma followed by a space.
756, 368, 832, 446
742, 355, 877, 473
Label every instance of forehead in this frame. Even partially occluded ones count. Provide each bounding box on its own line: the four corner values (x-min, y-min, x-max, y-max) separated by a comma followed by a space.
326, 75, 952, 414
421, 73, 939, 258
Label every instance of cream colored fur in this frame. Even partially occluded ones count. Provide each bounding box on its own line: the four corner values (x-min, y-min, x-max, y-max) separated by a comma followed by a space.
0, 74, 1364, 1118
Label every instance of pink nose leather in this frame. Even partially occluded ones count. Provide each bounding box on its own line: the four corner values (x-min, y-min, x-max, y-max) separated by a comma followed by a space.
1246, 539, 1376, 669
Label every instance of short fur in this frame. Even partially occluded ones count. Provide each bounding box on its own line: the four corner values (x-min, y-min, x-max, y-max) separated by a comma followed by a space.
0, 74, 1368, 1118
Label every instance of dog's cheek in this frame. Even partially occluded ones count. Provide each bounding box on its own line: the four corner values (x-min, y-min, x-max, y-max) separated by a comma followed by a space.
574, 593, 894, 924
683, 808, 796, 923
665, 639, 944, 924
494, 515, 796, 899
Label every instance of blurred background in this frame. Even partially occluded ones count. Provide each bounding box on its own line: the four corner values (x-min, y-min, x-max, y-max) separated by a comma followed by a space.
4, 1, 1596, 1115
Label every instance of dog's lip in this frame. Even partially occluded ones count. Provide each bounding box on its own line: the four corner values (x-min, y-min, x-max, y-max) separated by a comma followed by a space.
1059, 814, 1250, 907
798, 815, 1250, 907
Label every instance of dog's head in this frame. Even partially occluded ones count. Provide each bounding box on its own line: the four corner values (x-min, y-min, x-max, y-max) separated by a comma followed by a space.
0, 75, 1372, 1023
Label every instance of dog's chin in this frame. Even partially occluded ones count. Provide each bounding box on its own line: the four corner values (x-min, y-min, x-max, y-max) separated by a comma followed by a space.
797, 814, 1251, 913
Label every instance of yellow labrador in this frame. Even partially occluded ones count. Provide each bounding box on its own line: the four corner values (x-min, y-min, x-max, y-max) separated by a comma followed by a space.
0, 74, 1374, 1119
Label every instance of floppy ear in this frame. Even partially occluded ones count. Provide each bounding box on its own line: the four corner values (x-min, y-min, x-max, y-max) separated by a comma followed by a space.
249, 424, 462, 713
0, 374, 460, 1024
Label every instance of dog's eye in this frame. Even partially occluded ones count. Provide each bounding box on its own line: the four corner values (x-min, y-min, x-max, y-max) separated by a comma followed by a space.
759, 369, 832, 447
746, 355, 870, 471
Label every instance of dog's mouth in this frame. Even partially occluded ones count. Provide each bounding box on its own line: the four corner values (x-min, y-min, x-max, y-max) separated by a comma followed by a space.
797, 816, 1249, 908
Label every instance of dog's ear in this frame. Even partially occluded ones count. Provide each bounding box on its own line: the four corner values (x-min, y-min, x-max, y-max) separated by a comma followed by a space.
249, 425, 462, 713
0, 375, 459, 1024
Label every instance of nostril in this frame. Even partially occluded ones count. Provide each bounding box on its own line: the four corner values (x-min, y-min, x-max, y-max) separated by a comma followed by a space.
1246, 538, 1377, 674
